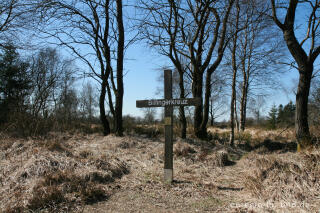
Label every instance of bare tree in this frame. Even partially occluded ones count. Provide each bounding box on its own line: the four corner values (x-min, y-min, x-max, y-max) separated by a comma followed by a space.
209, 70, 228, 126
142, 107, 157, 124
222, 0, 283, 136
270, 0, 320, 148
138, 0, 235, 138
229, 0, 240, 146
0, 1, 43, 46
79, 82, 97, 121
237, 0, 282, 132
0, 1, 17, 37
29, 47, 70, 118
248, 95, 266, 124
40, 0, 129, 136
56, 79, 78, 124
0, 1, 25, 43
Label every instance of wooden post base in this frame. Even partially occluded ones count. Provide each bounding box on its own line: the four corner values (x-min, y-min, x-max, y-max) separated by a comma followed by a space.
164, 169, 173, 183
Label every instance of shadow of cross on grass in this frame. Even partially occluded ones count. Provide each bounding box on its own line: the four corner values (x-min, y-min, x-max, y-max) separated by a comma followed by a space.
136, 69, 201, 184
217, 186, 244, 191
247, 139, 298, 154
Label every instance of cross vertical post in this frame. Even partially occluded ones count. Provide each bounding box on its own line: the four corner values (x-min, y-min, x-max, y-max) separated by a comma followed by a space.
136, 69, 201, 184
164, 69, 173, 183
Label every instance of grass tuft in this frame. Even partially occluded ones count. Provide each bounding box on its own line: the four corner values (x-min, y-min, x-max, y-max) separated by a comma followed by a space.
28, 185, 66, 211
244, 151, 320, 202
174, 141, 196, 158
81, 185, 109, 204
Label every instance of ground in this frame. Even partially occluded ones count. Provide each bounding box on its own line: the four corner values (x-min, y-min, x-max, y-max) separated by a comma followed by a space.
0, 127, 319, 212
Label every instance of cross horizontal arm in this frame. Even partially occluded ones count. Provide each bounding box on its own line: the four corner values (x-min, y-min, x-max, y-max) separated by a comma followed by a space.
136, 98, 201, 108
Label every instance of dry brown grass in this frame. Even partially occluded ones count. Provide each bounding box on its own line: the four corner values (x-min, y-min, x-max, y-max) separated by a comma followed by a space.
244, 151, 320, 201
0, 133, 129, 212
173, 141, 196, 158
1, 128, 320, 212
205, 150, 234, 167
208, 126, 296, 143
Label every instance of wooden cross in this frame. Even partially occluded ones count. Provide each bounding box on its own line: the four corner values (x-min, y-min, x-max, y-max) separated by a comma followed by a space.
136, 69, 201, 183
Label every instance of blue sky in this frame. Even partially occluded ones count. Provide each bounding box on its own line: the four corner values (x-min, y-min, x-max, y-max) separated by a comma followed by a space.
122, 44, 168, 117
119, 41, 298, 120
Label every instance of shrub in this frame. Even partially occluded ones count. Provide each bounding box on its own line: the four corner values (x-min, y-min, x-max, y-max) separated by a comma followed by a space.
79, 150, 94, 158
117, 140, 137, 149
174, 142, 196, 158
132, 125, 162, 138
27, 186, 66, 211
81, 185, 109, 204
211, 151, 233, 167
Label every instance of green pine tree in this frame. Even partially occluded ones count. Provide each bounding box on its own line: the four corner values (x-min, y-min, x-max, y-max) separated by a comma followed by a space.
267, 104, 278, 129
277, 104, 284, 124
0, 44, 31, 122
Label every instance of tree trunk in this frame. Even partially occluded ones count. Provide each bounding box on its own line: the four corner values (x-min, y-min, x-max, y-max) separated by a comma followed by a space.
282, 29, 313, 147
229, 0, 239, 146
114, 90, 123, 136
296, 64, 313, 148
114, 0, 124, 136
229, 70, 236, 146
240, 82, 248, 131
106, 81, 115, 118
199, 71, 212, 138
178, 71, 187, 139
242, 94, 247, 130
105, 81, 115, 131
210, 98, 214, 126
100, 81, 111, 136
229, 49, 238, 146
234, 100, 239, 132
192, 70, 204, 138
179, 106, 187, 139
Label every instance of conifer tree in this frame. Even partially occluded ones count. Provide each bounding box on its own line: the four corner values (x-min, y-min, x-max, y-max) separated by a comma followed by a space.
267, 104, 278, 129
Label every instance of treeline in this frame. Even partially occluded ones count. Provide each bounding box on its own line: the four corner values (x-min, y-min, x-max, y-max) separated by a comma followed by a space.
0, 44, 100, 136
267, 97, 320, 130
267, 102, 295, 130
